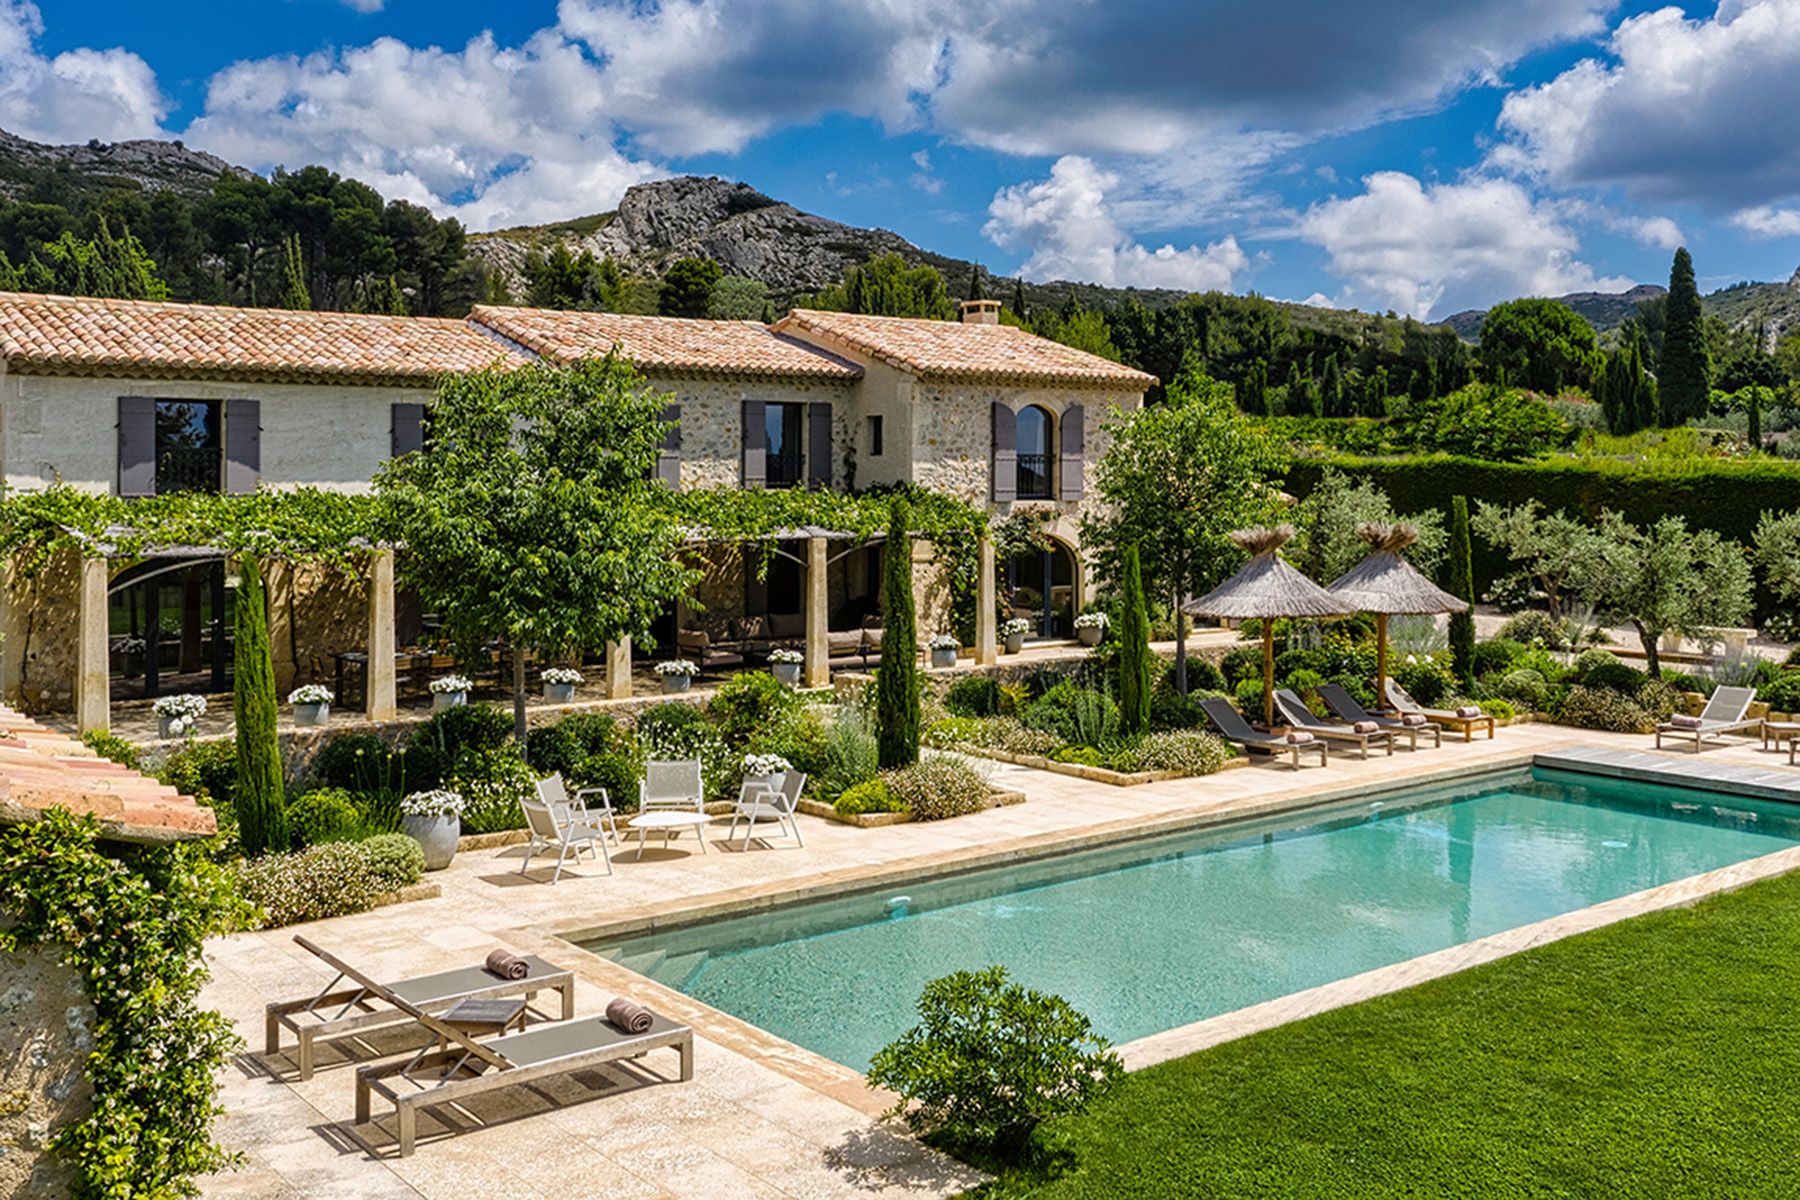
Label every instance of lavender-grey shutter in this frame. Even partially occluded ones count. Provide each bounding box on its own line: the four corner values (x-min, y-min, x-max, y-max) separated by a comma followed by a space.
116, 396, 156, 497
990, 402, 1016, 503
390, 402, 425, 459
807, 402, 833, 489
741, 398, 766, 488
1058, 403, 1085, 501
656, 403, 682, 488
224, 398, 260, 494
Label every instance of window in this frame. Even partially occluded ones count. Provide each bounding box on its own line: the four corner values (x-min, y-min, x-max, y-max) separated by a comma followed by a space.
1015, 405, 1053, 499
155, 400, 222, 493
867, 414, 884, 457
765, 402, 805, 488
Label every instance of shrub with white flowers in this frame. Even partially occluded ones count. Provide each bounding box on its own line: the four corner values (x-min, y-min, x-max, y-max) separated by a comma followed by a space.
742, 753, 792, 778
152, 693, 207, 736
1073, 611, 1110, 631
654, 659, 699, 677
1001, 618, 1034, 638
288, 684, 333, 706
541, 666, 584, 685
767, 648, 804, 665
429, 674, 473, 694
400, 789, 466, 819
929, 634, 961, 651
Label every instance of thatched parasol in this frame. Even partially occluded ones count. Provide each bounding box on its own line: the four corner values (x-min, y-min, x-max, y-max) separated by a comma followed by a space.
1327, 522, 1469, 704
1184, 526, 1354, 727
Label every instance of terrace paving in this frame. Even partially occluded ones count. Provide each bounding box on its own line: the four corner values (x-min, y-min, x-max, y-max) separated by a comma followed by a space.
198, 720, 1799, 1199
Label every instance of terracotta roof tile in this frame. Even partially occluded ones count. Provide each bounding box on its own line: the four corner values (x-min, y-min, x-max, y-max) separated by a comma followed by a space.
0, 706, 215, 843
775, 309, 1157, 389
471, 306, 862, 382
0, 291, 526, 385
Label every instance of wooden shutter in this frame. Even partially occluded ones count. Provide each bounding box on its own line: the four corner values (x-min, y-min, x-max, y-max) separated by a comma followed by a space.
656, 403, 682, 488
117, 395, 156, 497
390, 402, 426, 459
741, 398, 766, 488
1058, 403, 1085, 501
224, 399, 260, 494
990, 402, 1016, 503
807, 402, 833, 489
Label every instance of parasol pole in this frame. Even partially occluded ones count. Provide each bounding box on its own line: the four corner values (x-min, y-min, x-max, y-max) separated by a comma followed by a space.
1263, 621, 1276, 727
1375, 613, 1389, 710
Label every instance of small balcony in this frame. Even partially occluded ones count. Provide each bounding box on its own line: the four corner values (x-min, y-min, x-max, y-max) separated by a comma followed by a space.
1015, 453, 1052, 500
765, 449, 806, 489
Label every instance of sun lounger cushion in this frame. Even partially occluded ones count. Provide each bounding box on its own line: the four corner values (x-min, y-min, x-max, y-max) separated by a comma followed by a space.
1669, 713, 1704, 729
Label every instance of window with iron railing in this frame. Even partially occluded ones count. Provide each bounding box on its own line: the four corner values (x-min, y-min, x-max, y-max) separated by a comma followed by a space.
1015, 453, 1052, 499
155, 400, 222, 494
765, 402, 805, 489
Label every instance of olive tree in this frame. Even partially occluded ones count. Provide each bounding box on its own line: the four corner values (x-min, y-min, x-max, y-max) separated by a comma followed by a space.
1754, 510, 1800, 640
1574, 512, 1753, 677
1470, 500, 1607, 623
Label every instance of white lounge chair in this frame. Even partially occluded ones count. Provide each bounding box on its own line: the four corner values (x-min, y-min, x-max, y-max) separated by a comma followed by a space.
726, 772, 806, 849
640, 760, 704, 814
518, 787, 613, 883
536, 772, 618, 841
1655, 685, 1760, 752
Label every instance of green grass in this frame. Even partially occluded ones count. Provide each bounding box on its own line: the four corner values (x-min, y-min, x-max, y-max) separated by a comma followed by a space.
971, 869, 1800, 1198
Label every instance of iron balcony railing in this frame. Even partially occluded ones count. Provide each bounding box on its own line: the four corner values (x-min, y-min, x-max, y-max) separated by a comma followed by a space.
1015, 453, 1052, 499
156, 446, 222, 494
766, 449, 805, 489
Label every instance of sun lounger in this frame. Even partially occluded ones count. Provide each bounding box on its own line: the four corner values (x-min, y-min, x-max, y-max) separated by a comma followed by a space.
1654, 685, 1760, 753
1384, 679, 1497, 742
1318, 683, 1442, 750
1199, 697, 1328, 769
266, 937, 576, 1080
1274, 689, 1394, 758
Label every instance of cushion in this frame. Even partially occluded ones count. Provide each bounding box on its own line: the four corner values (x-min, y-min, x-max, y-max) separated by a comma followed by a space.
768, 612, 805, 640
677, 628, 709, 652
862, 627, 885, 651
731, 615, 766, 642
828, 630, 863, 655
861, 614, 885, 629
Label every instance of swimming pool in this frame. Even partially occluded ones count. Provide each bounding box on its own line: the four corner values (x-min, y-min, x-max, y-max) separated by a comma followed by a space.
585, 766, 1800, 1070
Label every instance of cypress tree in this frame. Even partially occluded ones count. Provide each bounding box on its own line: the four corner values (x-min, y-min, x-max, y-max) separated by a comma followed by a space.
1447, 496, 1476, 687
232, 557, 287, 855
1118, 545, 1152, 736
1322, 353, 1344, 416
1660, 247, 1709, 426
1284, 361, 1304, 415
1241, 358, 1269, 416
1749, 387, 1763, 450
876, 503, 920, 769
1011, 277, 1027, 320
968, 262, 985, 301
278, 234, 311, 311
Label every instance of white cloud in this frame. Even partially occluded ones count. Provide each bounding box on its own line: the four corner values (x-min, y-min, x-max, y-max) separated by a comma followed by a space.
1496, 1, 1800, 209
909, 148, 943, 195
1295, 172, 1632, 318
340, 0, 385, 12
1731, 205, 1800, 239
0, 1, 166, 143
984, 156, 1250, 292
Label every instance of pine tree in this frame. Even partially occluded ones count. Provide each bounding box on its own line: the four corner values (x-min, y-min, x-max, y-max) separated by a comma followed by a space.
1660, 247, 1709, 426
278, 234, 311, 311
1447, 496, 1476, 686
1117, 545, 1152, 736
484, 268, 512, 305
876, 503, 921, 769
232, 557, 287, 855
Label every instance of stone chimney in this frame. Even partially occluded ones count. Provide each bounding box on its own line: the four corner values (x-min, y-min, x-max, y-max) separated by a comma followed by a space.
960, 299, 1001, 325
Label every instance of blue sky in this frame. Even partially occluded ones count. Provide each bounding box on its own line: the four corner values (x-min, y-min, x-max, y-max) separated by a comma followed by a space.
16, 0, 1800, 318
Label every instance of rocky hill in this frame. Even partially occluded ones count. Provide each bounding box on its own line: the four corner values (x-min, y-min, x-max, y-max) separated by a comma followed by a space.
0, 128, 245, 201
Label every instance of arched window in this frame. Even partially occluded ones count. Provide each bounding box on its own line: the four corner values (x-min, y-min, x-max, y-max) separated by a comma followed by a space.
1015, 405, 1053, 499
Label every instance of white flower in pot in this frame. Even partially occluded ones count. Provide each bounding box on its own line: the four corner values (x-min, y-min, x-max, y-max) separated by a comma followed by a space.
655, 659, 698, 692
1000, 617, 1033, 655
928, 633, 960, 669
287, 684, 334, 727
1074, 610, 1109, 646
767, 648, 804, 685
400, 789, 466, 871
151, 693, 206, 739
541, 667, 583, 703
429, 674, 473, 710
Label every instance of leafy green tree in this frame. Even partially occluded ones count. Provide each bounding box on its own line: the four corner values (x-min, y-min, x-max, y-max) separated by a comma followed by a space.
811, 253, 956, 319
0, 219, 170, 299
1241, 358, 1269, 416
1660, 247, 1711, 426
1291, 468, 1445, 584
1477, 298, 1600, 393
706, 274, 768, 320
1447, 496, 1476, 685
1470, 500, 1606, 623
1754, 510, 1800, 639
659, 256, 723, 318
1053, 308, 1122, 361
277, 233, 311, 310
1117, 545, 1152, 736
876, 502, 921, 769
1084, 359, 1289, 692
1396, 384, 1569, 461
232, 557, 286, 856
1574, 511, 1752, 677
1363, 365, 1389, 417
522, 243, 625, 311
1283, 360, 1307, 416
1010, 276, 1027, 321
356, 274, 407, 315
1321, 352, 1345, 416
376, 358, 697, 745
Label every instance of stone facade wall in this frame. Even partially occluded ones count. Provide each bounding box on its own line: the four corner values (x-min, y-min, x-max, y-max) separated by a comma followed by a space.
650, 374, 857, 490
266, 561, 370, 695
0, 936, 90, 1199
0, 549, 80, 714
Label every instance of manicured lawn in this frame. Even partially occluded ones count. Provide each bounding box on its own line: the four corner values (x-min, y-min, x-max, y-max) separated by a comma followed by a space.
972, 869, 1800, 1198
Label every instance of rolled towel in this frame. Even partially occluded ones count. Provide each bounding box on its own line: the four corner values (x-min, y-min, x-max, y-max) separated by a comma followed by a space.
1669, 713, 1704, 729
1455, 706, 1483, 719
605, 997, 655, 1034
485, 950, 530, 981
1400, 713, 1428, 727
1283, 730, 1315, 745
1352, 720, 1379, 734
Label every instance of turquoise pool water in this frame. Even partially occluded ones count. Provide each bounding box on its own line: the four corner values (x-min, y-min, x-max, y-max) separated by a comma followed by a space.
586, 767, 1800, 1070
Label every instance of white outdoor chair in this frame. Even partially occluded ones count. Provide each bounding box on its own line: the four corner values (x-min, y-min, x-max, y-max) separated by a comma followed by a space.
640, 760, 705, 814
536, 772, 618, 843
727, 771, 807, 850
517, 794, 612, 883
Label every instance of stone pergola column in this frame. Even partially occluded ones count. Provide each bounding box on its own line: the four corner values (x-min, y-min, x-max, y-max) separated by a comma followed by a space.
74, 555, 109, 735
605, 638, 632, 699
804, 535, 830, 688
975, 535, 998, 666
365, 548, 397, 722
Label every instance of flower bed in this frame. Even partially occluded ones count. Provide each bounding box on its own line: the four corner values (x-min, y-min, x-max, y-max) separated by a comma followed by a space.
951, 742, 1247, 787
799, 785, 1027, 828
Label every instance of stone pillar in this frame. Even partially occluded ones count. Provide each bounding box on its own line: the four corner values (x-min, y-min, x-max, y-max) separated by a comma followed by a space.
805, 535, 830, 688
74, 556, 109, 735
605, 638, 633, 699
365, 549, 397, 722
975, 535, 998, 666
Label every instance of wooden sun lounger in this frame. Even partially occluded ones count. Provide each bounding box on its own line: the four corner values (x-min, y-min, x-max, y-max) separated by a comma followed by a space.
1654, 686, 1760, 753
266, 937, 575, 1080
1384, 679, 1497, 742
1317, 683, 1442, 750
1274, 689, 1394, 758
1199, 697, 1328, 769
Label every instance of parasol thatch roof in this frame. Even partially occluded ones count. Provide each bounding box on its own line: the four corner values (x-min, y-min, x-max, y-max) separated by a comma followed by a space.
1327, 522, 1469, 616
1183, 526, 1356, 620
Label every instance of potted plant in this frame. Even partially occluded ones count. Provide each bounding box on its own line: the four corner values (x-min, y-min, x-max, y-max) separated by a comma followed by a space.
541, 666, 583, 703
928, 633, 960, 669
1001, 617, 1033, 655
400, 788, 466, 871
429, 674, 473, 710
656, 659, 698, 693
1074, 610, 1109, 647
768, 648, 804, 686
288, 684, 333, 727
152, 692, 206, 740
